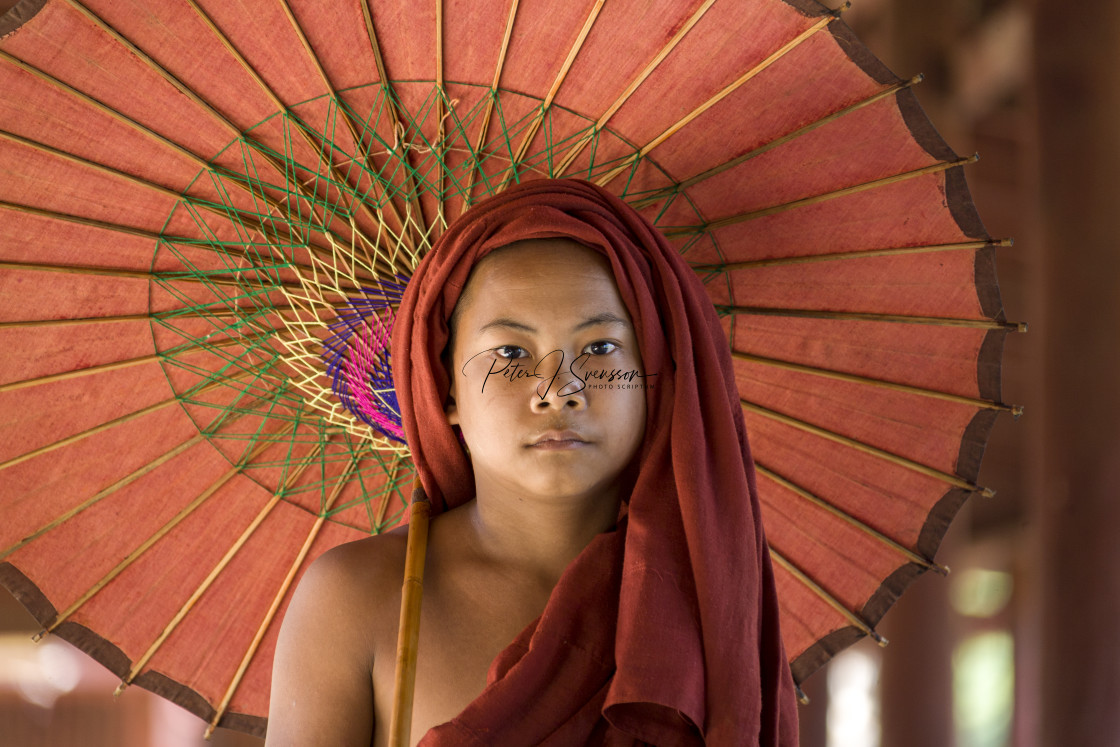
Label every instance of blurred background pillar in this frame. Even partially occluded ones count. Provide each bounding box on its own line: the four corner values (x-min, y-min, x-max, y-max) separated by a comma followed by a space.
877, 566, 954, 747
797, 666, 828, 746
1033, 0, 1120, 743
868, 3, 960, 744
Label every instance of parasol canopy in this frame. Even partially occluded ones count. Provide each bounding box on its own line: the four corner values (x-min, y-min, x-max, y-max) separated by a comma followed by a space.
0, 0, 1020, 737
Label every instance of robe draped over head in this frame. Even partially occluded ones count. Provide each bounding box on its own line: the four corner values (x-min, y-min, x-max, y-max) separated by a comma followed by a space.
391, 178, 799, 745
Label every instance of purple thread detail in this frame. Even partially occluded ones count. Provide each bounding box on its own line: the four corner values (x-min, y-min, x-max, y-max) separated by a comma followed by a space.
342, 312, 404, 440
322, 277, 407, 443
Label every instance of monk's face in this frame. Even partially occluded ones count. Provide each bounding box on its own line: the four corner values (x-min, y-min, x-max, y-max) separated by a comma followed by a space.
445, 238, 647, 506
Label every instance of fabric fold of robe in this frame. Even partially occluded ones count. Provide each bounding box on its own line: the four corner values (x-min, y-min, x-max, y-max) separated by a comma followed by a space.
392, 178, 799, 745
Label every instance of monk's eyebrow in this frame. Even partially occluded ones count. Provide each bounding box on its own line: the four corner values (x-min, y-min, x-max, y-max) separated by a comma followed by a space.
476, 311, 631, 335
573, 312, 631, 331
477, 317, 536, 334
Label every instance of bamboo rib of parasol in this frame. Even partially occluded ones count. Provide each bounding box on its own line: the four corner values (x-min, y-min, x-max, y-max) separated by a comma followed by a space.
389, 487, 431, 747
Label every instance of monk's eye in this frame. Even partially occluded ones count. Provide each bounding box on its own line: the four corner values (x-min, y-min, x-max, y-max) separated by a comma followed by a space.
584, 341, 618, 356
494, 345, 527, 360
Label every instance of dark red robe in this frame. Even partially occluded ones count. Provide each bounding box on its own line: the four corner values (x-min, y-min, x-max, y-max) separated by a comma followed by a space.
392, 179, 799, 745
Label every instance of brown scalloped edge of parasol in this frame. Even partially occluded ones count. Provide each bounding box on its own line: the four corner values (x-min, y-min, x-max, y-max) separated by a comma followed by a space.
788, 516, 945, 686
894, 70, 1007, 328
0, 0, 48, 40
789, 553, 941, 686
1, 562, 57, 628
825, 10, 1009, 330
736, 0, 1012, 699
790, 446, 996, 688
956, 405, 1002, 482
789, 625, 867, 685
828, 17, 897, 86
977, 327, 1008, 405
0, 562, 266, 738
974, 241, 1010, 323
831, 15, 994, 240
134, 669, 267, 738
779, 0, 838, 21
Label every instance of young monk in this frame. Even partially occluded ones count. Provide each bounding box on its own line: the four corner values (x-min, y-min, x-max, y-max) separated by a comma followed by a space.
266, 179, 799, 745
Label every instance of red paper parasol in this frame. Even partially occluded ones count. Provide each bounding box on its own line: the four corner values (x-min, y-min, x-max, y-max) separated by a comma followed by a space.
0, 0, 1020, 737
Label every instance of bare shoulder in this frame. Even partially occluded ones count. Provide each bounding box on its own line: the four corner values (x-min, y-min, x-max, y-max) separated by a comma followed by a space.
265, 531, 408, 746
306, 531, 409, 610
304, 532, 410, 650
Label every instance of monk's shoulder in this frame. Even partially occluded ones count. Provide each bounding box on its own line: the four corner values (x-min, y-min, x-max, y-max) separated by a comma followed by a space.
309, 530, 409, 590
268, 531, 410, 745
301, 530, 409, 642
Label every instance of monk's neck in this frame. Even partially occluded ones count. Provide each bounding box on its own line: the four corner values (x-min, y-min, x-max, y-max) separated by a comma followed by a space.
463, 483, 621, 584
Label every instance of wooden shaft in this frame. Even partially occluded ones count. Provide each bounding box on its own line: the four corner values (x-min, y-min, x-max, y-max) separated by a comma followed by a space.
388, 491, 432, 747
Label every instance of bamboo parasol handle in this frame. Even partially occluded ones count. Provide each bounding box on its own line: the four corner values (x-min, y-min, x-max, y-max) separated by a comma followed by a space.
388, 485, 432, 747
